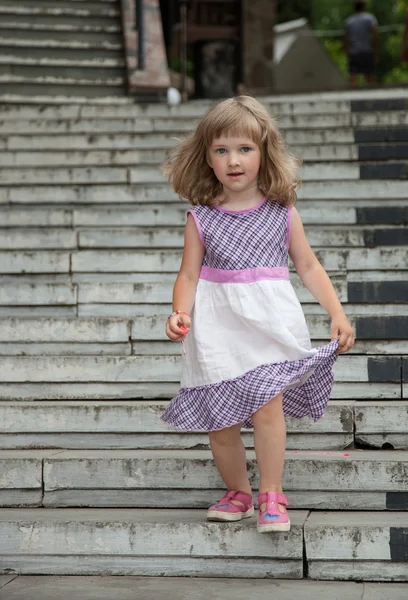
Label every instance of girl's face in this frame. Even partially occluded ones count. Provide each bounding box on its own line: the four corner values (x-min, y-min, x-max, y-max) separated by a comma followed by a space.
208, 135, 261, 196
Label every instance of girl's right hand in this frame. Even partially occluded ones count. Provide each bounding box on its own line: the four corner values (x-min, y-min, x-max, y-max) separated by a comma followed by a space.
166, 313, 191, 342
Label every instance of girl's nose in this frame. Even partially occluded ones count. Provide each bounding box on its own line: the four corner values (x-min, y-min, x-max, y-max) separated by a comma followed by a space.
228, 153, 240, 166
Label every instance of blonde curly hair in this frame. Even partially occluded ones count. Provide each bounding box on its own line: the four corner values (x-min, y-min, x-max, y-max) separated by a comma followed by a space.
162, 95, 301, 207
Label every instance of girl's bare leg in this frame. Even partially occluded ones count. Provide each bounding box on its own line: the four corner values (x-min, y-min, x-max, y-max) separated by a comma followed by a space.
252, 392, 286, 512
208, 424, 252, 502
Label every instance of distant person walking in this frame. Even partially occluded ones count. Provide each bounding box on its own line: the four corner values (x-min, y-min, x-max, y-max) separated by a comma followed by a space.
344, 1, 379, 85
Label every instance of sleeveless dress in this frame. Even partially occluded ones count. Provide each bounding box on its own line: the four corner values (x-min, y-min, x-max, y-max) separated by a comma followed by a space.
162, 197, 339, 431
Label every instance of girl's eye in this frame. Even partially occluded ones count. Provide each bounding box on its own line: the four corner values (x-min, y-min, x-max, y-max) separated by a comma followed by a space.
216, 148, 226, 155
241, 147, 251, 153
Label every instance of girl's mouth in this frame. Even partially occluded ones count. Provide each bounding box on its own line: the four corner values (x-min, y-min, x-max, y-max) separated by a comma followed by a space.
228, 172, 243, 178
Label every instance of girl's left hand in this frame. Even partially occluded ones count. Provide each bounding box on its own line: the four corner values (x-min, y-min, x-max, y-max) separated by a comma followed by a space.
331, 313, 355, 354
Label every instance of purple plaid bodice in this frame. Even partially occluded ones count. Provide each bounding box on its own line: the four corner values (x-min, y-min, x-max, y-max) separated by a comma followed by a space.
188, 198, 291, 270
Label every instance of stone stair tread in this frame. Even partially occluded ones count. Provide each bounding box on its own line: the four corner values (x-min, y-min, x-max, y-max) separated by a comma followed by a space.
0, 55, 124, 67
3, 448, 405, 461
2, 577, 408, 600
0, 37, 121, 49
0, 0, 118, 11
0, 74, 125, 85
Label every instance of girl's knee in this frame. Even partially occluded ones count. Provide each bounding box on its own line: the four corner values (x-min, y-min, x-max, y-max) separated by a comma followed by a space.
252, 393, 284, 425
209, 424, 242, 446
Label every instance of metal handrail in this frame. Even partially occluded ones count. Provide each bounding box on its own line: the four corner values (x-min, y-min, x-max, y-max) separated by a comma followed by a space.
135, 0, 145, 70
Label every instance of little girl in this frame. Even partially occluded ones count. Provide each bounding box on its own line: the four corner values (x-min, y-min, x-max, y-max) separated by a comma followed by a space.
162, 96, 355, 533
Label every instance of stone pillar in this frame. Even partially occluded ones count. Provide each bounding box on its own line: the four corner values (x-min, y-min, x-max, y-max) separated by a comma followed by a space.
241, 0, 276, 93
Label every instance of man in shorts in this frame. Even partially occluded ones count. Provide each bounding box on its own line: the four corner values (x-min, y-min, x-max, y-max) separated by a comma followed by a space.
344, 1, 379, 85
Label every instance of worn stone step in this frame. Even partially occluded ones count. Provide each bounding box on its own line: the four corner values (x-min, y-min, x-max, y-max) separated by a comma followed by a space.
0, 400, 354, 451
0, 83, 127, 99
0, 508, 307, 577
2, 247, 406, 274
4, 132, 178, 150
0, 282, 76, 306
40, 449, 408, 510
3, 449, 408, 511
305, 512, 408, 581
0, 77, 125, 96
3, 145, 407, 166
5, 577, 407, 600
0, 354, 403, 384
1, 112, 407, 132
0, 228, 77, 249
1, 113, 407, 136
1, 130, 356, 150
0, 12, 119, 28
1, 202, 406, 230
0, 342, 131, 356
0, 381, 399, 402
0, 55, 124, 68
20, 399, 408, 451
2, 181, 407, 205
0, 37, 122, 53
0, 64, 125, 83
355, 401, 408, 449
75, 225, 407, 249
68, 248, 408, 274
76, 270, 408, 305
3, 225, 406, 250
0, 28, 122, 45
0, 2, 119, 16
130, 340, 406, 357
0, 247, 408, 274
0, 312, 405, 343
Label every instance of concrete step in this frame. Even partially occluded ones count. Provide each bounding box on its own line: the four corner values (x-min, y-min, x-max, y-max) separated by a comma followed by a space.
0, 10, 119, 28
27, 449, 408, 509
0, 380, 399, 401
1, 182, 407, 205
0, 507, 307, 578
0, 354, 404, 388
0, 45, 122, 62
0, 162, 400, 185
0, 55, 124, 68
0, 36, 121, 51
3, 449, 408, 510
0, 400, 355, 451
1, 202, 406, 230
0, 1, 118, 12
1, 225, 406, 250
0, 508, 408, 581
0, 28, 122, 45
1, 112, 407, 134
2, 309, 407, 339
1, 247, 407, 275
0, 80, 127, 98
3, 129, 408, 152
2, 400, 406, 451
2, 145, 408, 166
0, 65, 125, 82
1, 248, 407, 275
0, 311, 405, 344
5, 577, 408, 600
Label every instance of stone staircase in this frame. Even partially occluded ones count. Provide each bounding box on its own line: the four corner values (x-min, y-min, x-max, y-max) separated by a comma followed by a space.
0, 0, 126, 99
1, 89, 408, 584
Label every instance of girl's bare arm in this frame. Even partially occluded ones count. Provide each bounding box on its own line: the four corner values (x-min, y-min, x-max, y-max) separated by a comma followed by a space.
166, 214, 204, 341
288, 208, 355, 353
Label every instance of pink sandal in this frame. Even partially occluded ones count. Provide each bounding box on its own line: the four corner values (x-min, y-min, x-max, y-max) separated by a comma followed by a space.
207, 490, 254, 522
257, 491, 291, 533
